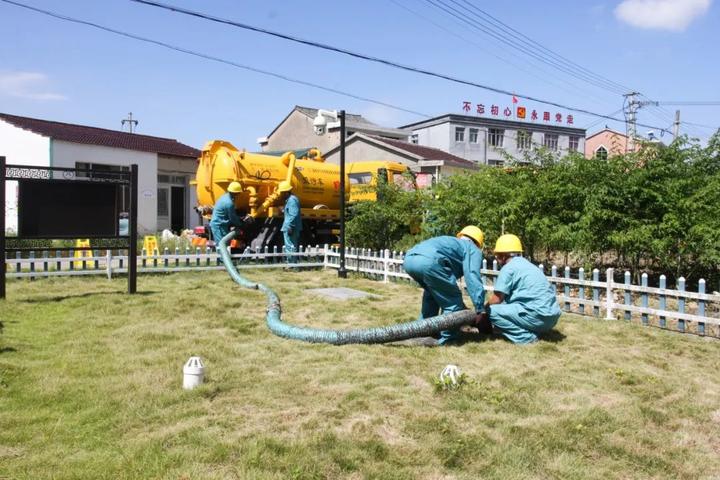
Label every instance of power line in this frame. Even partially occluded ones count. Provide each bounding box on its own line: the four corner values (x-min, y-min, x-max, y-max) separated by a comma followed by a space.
126, 0, 670, 133
456, 0, 634, 94
436, 0, 628, 95
388, 0, 613, 106
657, 101, 720, 106
423, 0, 626, 96
0, 0, 429, 118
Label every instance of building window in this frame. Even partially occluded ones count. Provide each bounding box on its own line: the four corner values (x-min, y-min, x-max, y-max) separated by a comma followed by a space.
595, 146, 608, 160
410, 134, 418, 144
488, 159, 505, 166
75, 162, 130, 212
569, 136, 580, 152
543, 133, 559, 151
469, 128, 479, 143
157, 188, 169, 217
488, 128, 504, 147
516, 130, 532, 150
455, 127, 465, 142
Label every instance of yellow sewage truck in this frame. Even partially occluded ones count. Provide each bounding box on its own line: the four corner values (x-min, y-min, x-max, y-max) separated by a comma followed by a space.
193, 140, 413, 250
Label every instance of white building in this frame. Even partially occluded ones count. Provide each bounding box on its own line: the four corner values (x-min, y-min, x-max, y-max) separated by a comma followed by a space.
1, 113, 200, 234
401, 114, 586, 165
258, 106, 411, 153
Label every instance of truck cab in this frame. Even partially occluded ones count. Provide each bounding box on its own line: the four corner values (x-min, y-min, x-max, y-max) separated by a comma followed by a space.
347, 161, 415, 202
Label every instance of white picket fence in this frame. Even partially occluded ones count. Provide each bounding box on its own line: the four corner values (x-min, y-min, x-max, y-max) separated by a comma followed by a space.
6, 245, 720, 337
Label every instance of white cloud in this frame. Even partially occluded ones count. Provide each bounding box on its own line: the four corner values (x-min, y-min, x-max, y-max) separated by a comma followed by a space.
0, 71, 67, 101
615, 0, 712, 31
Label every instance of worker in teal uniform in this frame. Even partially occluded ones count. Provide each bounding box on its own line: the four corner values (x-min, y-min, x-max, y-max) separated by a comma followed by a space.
483, 234, 561, 344
209, 181, 246, 244
402, 226, 486, 346
279, 181, 302, 264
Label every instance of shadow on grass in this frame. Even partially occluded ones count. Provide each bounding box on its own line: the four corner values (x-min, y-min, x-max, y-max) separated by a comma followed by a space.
0, 346, 17, 354
387, 328, 566, 348
540, 329, 566, 343
19, 290, 159, 303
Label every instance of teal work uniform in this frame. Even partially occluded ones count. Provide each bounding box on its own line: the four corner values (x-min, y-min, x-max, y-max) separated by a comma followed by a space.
490, 256, 561, 344
281, 194, 302, 264
403, 236, 485, 345
209, 192, 243, 244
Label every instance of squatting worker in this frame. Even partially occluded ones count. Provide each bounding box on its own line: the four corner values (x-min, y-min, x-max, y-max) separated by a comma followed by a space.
209, 181, 246, 244
278, 181, 302, 264
485, 234, 561, 344
403, 226, 486, 345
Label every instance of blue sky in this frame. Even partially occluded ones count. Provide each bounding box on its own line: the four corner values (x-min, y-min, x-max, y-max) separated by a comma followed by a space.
1, 0, 718, 149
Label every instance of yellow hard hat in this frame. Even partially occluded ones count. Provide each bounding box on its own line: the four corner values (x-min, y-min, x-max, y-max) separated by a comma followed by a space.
457, 225, 484, 247
494, 234, 523, 253
227, 181, 242, 193
278, 181, 293, 192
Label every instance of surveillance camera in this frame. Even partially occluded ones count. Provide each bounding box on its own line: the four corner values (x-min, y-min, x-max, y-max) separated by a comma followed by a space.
313, 114, 327, 136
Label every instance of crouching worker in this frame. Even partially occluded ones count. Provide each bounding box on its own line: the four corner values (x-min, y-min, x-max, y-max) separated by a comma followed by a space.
485, 234, 561, 344
209, 181, 250, 245
403, 226, 485, 346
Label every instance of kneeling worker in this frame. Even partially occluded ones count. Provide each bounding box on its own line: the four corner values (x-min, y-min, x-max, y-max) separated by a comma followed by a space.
403, 226, 486, 345
485, 234, 561, 344
209, 181, 246, 244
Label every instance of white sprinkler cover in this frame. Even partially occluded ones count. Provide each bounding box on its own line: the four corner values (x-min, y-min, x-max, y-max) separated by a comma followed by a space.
440, 364, 461, 385
183, 356, 205, 390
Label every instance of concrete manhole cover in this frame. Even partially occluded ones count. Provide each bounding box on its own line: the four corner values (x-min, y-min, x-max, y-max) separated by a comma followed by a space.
306, 287, 381, 301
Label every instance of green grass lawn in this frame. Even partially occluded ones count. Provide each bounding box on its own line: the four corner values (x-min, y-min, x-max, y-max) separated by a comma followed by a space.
1, 270, 719, 480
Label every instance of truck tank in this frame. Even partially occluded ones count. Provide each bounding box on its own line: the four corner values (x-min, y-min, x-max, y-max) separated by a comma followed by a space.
193, 140, 413, 249
195, 140, 342, 221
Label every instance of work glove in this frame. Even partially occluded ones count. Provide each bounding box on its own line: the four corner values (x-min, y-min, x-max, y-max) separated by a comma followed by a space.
243, 214, 255, 225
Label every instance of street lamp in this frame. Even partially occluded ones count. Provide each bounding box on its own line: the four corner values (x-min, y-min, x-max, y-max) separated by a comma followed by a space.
313, 109, 347, 278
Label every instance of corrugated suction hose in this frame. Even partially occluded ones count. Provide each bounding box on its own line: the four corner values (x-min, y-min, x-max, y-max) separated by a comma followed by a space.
218, 231, 475, 344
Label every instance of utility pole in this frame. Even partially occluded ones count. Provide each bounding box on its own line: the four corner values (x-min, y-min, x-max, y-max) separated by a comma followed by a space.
121, 112, 138, 133
673, 110, 681, 138
623, 92, 658, 152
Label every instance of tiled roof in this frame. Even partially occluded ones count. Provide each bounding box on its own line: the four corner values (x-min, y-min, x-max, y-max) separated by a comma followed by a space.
370, 136, 477, 168
0, 113, 200, 158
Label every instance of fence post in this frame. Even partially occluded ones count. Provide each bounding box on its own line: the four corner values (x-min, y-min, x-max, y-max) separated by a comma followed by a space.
677, 277, 686, 332
641, 273, 649, 326
605, 268, 614, 320
93, 250, 99, 271
43, 250, 49, 274
659, 275, 667, 328
164, 247, 169, 269
698, 279, 706, 335
175, 247, 179, 268
624, 271, 632, 321
106, 250, 113, 279
551, 265, 558, 295
29, 251, 35, 281
383, 249, 390, 283
196, 247, 201, 267
142, 248, 147, 268
578, 267, 585, 315
493, 259, 498, 271
16, 251, 21, 273
56, 249, 61, 272
592, 268, 600, 317
563, 266, 571, 312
